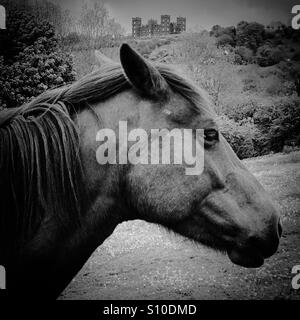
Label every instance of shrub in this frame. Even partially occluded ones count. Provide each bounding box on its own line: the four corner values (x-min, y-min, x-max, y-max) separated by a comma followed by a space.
242, 75, 259, 92
256, 45, 285, 67
216, 34, 235, 47
218, 115, 262, 159
133, 38, 172, 58
0, 11, 75, 109
222, 98, 258, 122
211, 25, 236, 42
265, 76, 289, 95
292, 52, 300, 62
234, 46, 254, 64
236, 21, 265, 52
278, 61, 300, 96
1, 10, 55, 63
62, 32, 81, 47
210, 25, 223, 37
292, 31, 300, 43
253, 97, 300, 152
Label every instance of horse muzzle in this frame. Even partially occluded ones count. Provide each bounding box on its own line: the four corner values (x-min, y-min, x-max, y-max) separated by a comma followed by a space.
199, 187, 283, 268
227, 217, 282, 268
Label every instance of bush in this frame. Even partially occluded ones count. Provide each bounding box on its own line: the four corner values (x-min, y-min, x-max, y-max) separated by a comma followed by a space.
133, 38, 172, 58
137, 41, 152, 57
292, 52, 300, 62
265, 76, 289, 95
236, 21, 265, 52
210, 25, 223, 37
1, 10, 55, 63
253, 97, 300, 152
218, 115, 262, 159
62, 32, 81, 47
211, 25, 236, 42
234, 46, 254, 64
256, 45, 285, 67
222, 97, 258, 121
216, 34, 235, 47
0, 11, 75, 109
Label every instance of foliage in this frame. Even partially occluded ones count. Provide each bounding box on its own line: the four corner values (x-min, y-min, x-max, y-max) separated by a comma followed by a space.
234, 46, 254, 64
1, 3, 299, 160
131, 38, 172, 58
175, 30, 300, 156
79, 0, 125, 49
236, 21, 265, 52
221, 96, 259, 122
1, 9, 55, 63
0, 10, 75, 109
216, 34, 235, 47
210, 25, 223, 37
218, 115, 262, 159
210, 20, 300, 69
256, 45, 285, 67
278, 61, 300, 96
61, 32, 81, 47
253, 97, 300, 152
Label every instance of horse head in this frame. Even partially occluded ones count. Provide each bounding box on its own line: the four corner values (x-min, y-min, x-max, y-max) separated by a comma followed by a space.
80, 44, 282, 268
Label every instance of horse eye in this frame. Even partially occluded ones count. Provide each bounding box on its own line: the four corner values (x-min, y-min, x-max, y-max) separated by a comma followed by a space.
204, 129, 219, 146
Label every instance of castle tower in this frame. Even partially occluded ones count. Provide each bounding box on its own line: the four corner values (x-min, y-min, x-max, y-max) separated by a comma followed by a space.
176, 16, 186, 33
161, 15, 170, 34
132, 17, 142, 38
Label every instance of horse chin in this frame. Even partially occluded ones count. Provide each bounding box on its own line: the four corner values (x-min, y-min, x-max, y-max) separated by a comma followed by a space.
227, 248, 264, 268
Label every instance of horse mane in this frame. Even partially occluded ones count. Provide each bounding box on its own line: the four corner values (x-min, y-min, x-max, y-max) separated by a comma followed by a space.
0, 61, 213, 254
0, 101, 85, 255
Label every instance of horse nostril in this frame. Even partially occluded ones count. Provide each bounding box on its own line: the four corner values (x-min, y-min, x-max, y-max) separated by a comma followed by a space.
278, 218, 283, 238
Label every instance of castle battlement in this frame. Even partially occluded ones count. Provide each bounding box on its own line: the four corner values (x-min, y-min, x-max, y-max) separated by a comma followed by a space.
132, 15, 186, 38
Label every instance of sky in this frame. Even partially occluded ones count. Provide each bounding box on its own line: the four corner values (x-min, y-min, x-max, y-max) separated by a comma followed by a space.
54, 0, 295, 34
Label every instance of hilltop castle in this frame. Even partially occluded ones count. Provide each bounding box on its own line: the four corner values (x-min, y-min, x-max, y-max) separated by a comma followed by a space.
132, 15, 186, 38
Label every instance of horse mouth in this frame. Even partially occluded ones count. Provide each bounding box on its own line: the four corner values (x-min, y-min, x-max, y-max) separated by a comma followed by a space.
227, 247, 264, 268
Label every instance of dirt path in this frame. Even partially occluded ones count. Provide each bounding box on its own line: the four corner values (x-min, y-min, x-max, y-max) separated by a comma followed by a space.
60, 152, 300, 300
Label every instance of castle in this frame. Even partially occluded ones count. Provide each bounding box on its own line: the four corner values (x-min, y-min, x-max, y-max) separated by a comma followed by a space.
132, 15, 186, 38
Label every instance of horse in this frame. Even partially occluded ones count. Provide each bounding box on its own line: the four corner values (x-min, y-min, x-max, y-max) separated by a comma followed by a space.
0, 44, 282, 299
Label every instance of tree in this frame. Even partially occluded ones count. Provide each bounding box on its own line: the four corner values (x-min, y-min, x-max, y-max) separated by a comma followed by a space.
79, 0, 108, 48
290, 65, 300, 96
236, 21, 265, 52
253, 97, 300, 151
79, 0, 124, 49
62, 32, 81, 47
106, 18, 125, 41
1, 9, 55, 63
256, 45, 284, 67
210, 25, 223, 37
2, 0, 74, 38
216, 34, 235, 47
218, 115, 260, 159
0, 9, 75, 109
211, 25, 236, 47
279, 61, 300, 96
234, 46, 253, 64
223, 26, 236, 39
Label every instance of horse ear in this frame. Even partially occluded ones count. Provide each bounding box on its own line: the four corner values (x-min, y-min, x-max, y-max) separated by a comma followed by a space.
95, 50, 114, 67
120, 43, 169, 100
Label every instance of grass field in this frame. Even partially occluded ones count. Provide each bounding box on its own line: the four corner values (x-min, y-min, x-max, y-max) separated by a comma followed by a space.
60, 151, 300, 300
